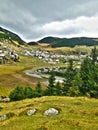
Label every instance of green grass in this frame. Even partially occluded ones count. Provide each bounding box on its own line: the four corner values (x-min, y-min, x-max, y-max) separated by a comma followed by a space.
0, 46, 98, 129
0, 96, 98, 130
17, 56, 49, 68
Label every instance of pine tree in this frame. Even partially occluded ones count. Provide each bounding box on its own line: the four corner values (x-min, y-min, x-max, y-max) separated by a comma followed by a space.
55, 81, 62, 96
91, 46, 97, 64
80, 56, 92, 95
35, 81, 43, 97
80, 47, 98, 97
63, 59, 77, 95
45, 70, 56, 96
69, 73, 82, 96
24, 84, 34, 98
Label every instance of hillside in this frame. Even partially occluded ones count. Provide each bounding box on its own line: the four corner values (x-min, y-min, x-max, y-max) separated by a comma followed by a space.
0, 96, 98, 130
1, 26, 98, 48
0, 26, 25, 45
38, 36, 98, 47
27, 41, 38, 46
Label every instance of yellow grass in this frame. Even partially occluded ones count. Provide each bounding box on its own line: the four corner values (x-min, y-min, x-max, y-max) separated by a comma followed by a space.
45, 47, 74, 54
0, 56, 50, 89
0, 96, 98, 130
0, 66, 24, 75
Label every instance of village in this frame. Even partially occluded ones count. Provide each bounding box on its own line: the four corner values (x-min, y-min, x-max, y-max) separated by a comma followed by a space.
22, 48, 87, 65
21, 47, 89, 79
0, 40, 19, 64
0, 39, 88, 66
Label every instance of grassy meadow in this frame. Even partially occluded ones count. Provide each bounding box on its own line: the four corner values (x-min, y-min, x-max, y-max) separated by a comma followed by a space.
0, 96, 98, 130
0, 45, 97, 93
0, 55, 49, 93
0, 46, 98, 130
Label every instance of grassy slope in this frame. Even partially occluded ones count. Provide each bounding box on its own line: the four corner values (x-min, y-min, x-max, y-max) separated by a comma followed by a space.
0, 55, 50, 95
0, 45, 97, 94
0, 50, 66, 93
0, 45, 98, 130
0, 96, 98, 130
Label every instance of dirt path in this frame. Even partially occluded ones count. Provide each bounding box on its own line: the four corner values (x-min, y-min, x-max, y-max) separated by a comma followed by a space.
12, 73, 37, 85
12, 73, 48, 87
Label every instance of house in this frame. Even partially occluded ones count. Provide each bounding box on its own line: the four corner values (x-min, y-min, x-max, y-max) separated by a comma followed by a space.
0, 53, 5, 64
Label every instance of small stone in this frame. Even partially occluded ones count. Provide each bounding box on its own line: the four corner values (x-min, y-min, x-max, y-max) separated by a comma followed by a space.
27, 109, 36, 116
0, 114, 7, 121
0, 98, 10, 102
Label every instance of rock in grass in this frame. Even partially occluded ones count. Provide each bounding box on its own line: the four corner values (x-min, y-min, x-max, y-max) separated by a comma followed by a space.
44, 108, 59, 116
0, 112, 15, 121
0, 97, 10, 102
0, 114, 7, 121
27, 109, 36, 116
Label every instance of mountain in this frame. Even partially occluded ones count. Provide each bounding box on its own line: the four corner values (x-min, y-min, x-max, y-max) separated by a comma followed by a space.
1, 26, 98, 48
0, 26, 25, 45
38, 36, 98, 47
27, 41, 38, 46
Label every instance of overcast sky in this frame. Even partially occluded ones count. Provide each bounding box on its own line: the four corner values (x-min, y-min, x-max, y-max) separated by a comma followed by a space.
0, 0, 98, 42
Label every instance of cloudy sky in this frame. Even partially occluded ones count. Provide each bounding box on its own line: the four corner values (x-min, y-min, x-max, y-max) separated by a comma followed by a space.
0, 0, 98, 41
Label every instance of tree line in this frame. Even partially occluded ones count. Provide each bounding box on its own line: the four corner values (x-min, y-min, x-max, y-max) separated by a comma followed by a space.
9, 47, 98, 101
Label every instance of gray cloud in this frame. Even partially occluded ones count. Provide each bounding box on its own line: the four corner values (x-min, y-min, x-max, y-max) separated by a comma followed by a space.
0, 0, 98, 41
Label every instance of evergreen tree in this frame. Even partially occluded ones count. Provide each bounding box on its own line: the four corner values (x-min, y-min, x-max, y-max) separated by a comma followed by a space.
45, 70, 56, 96
69, 73, 82, 96
80, 48, 98, 98
72, 73, 82, 89
63, 59, 77, 95
24, 84, 34, 98
91, 46, 97, 64
9, 85, 25, 101
67, 86, 81, 97
80, 56, 93, 95
34, 81, 43, 97
54, 81, 62, 96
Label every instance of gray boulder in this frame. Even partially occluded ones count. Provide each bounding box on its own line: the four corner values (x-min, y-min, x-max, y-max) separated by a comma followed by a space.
27, 109, 36, 116
0, 114, 7, 121
2, 98, 10, 102
44, 108, 59, 116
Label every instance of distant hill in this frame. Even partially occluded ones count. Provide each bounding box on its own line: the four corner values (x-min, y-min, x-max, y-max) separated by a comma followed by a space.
0, 26, 25, 45
27, 41, 38, 46
38, 36, 98, 47
1, 26, 98, 48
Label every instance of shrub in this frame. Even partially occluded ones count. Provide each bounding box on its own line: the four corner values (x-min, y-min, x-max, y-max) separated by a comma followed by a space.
9, 85, 25, 101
